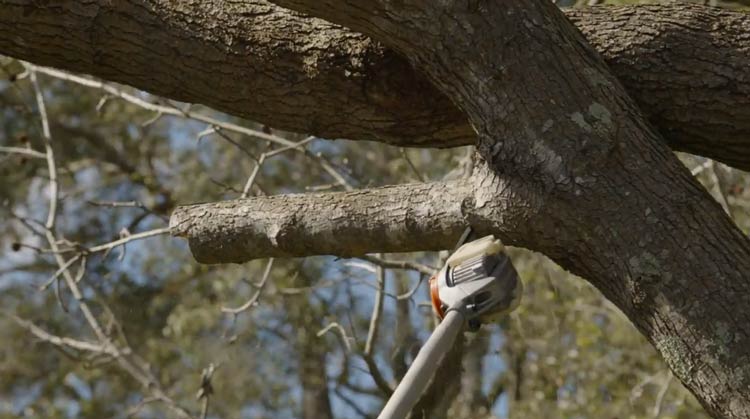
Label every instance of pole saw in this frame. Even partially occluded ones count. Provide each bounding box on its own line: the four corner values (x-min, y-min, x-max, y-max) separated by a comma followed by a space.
377, 232, 523, 419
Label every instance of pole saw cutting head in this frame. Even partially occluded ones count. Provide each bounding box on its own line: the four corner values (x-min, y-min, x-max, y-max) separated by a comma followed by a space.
429, 235, 522, 328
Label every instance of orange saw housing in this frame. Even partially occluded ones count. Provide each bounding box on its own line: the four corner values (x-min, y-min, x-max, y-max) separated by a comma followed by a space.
429, 275, 446, 319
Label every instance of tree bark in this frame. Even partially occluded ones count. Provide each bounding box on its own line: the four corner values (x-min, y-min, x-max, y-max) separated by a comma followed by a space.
567, 5, 750, 170
261, 1, 750, 418
1, 2, 750, 169
170, 181, 473, 263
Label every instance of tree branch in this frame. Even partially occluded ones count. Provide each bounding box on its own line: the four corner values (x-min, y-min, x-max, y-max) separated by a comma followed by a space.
169, 181, 474, 263
1, 2, 749, 168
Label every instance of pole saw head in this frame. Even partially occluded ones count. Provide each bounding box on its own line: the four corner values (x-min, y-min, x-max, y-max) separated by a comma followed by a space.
429, 235, 522, 328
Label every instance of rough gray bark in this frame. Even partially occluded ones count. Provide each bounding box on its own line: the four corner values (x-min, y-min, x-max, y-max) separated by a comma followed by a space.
170, 181, 473, 263
567, 5, 750, 170
1, 2, 750, 169
247, 1, 750, 418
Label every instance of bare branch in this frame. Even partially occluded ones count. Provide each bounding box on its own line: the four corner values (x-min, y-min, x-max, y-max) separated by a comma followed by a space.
9, 314, 118, 356
357, 255, 435, 276
362, 353, 394, 396
334, 387, 375, 419
18, 64, 196, 419
317, 322, 353, 352
39, 253, 81, 291
86, 200, 147, 209
32, 67, 296, 148
362, 262, 393, 396
0, 145, 47, 159
653, 372, 674, 418
364, 260, 385, 356
123, 397, 161, 419
27, 66, 58, 230
196, 363, 218, 419
170, 180, 474, 263
221, 259, 274, 314
87, 227, 170, 254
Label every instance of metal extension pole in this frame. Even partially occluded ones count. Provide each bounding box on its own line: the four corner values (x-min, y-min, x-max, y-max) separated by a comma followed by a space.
377, 308, 466, 419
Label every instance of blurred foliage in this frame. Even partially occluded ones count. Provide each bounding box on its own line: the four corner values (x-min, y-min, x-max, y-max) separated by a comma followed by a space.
1, 2, 748, 418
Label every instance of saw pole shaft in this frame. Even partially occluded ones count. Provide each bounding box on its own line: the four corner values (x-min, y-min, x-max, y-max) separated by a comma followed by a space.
377, 309, 466, 419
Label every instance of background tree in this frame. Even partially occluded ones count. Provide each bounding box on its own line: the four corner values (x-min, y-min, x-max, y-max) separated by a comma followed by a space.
0, 1, 749, 419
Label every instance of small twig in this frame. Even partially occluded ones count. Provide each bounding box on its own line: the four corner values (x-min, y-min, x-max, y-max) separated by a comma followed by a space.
266, 136, 315, 158
629, 372, 661, 404
74, 255, 87, 284
362, 353, 394, 396
122, 397, 160, 419
317, 322, 353, 352
277, 279, 337, 295
239, 136, 317, 198
334, 387, 376, 419
9, 314, 117, 356
210, 177, 243, 194
141, 110, 163, 127
361, 258, 393, 396
364, 258, 385, 357
196, 363, 218, 419
397, 274, 427, 301
341, 381, 383, 397
358, 255, 436, 276
241, 153, 267, 199
349, 276, 400, 300
652, 372, 673, 418
39, 254, 81, 290
0, 145, 47, 159
86, 200, 147, 209
307, 150, 355, 191
55, 264, 69, 313
8, 210, 46, 237
221, 259, 274, 314
88, 227, 170, 253
400, 147, 425, 182
34, 66, 296, 147
204, 126, 259, 162
28, 65, 67, 314
28, 67, 58, 230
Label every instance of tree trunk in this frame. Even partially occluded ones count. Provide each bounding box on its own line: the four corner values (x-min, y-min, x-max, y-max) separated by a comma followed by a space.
289, 295, 334, 419
299, 342, 334, 419
264, 1, 750, 417
451, 332, 492, 418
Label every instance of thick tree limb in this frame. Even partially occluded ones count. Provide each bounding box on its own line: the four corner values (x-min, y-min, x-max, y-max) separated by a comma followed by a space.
1, 2, 750, 168
567, 5, 750, 169
170, 181, 475, 263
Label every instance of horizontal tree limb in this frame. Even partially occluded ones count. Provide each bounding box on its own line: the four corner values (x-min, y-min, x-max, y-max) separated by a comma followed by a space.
169, 181, 475, 263
1, 2, 749, 169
